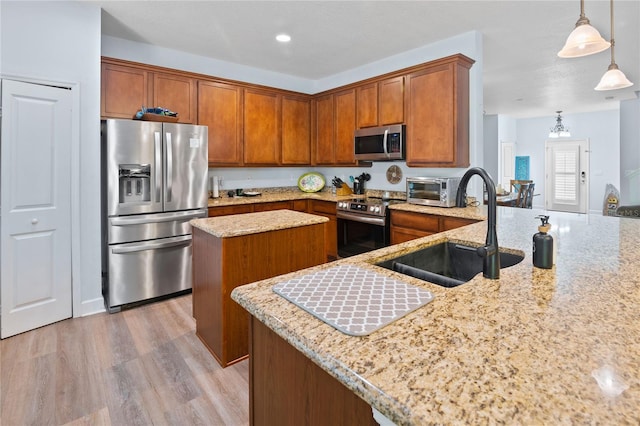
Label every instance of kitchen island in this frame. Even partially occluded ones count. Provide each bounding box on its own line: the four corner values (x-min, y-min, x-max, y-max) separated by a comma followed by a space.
190, 209, 327, 367
232, 206, 640, 424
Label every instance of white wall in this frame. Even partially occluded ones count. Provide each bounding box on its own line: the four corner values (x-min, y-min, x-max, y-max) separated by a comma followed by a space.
514, 110, 620, 213
620, 97, 640, 204
483, 115, 499, 183
1, 1, 103, 316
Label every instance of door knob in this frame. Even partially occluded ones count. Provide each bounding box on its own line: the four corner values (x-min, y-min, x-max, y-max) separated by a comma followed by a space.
31, 218, 39, 225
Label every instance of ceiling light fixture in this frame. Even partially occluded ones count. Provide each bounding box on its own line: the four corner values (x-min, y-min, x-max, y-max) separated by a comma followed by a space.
275, 34, 291, 43
558, 0, 610, 58
549, 111, 571, 138
594, 0, 634, 91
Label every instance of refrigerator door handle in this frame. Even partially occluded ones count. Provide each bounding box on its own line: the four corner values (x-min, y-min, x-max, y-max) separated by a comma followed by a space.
111, 235, 192, 254
109, 209, 206, 226
154, 131, 162, 202
166, 131, 173, 203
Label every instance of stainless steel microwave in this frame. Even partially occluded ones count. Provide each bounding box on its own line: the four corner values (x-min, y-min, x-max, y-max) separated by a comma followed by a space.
354, 124, 405, 161
406, 177, 461, 207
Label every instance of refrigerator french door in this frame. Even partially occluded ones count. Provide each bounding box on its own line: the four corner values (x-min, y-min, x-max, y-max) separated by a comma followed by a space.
101, 119, 208, 312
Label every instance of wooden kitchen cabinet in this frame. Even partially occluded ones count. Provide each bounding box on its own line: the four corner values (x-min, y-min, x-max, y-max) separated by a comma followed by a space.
101, 61, 150, 119
152, 72, 196, 124
198, 80, 243, 166
243, 88, 281, 165
253, 201, 293, 212
313, 94, 335, 165
379, 76, 404, 125
309, 200, 338, 261
390, 210, 440, 244
406, 55, 474, 167
208, 204, 253, 217
356, 77, 404, 128
282, 95, 311, 165
192, 217, 325, 367
334, 89, 357, 165
356, 83, 378, 129
441, 216, 478, 231
390, 209, 479, 244
250, 317, 377, 425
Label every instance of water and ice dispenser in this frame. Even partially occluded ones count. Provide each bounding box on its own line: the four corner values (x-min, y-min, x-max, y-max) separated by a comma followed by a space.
118, 164, 151, 204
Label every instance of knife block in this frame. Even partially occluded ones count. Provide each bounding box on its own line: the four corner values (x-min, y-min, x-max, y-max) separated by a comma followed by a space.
336, 183, 353, 196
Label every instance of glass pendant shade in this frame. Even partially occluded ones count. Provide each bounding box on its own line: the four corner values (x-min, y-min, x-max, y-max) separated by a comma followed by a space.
594, 0, 634, 91
558, 22, 610, 58
595, 63, 633, 90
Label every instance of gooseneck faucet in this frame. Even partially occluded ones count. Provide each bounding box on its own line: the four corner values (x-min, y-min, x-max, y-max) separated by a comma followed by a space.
455, 167, 500, 279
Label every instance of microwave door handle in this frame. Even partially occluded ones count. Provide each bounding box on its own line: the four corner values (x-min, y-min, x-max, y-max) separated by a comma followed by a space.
166, 132, 173, 203
383, 129, 389, 157
154, 131, 162, 202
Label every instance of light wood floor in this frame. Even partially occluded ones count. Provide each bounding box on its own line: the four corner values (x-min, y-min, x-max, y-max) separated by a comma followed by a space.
0, 294, 249, 426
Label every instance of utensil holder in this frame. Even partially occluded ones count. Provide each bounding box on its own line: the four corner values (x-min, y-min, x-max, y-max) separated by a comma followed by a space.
336, 183, 353, 196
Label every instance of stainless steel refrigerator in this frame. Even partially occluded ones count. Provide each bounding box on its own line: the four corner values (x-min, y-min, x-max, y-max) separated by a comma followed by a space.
101, 119, 208, 313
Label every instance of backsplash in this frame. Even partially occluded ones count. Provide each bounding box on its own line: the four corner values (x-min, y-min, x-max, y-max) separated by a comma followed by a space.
208, 163, 466, 195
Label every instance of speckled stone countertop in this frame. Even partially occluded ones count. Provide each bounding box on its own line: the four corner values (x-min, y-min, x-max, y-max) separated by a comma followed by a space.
207, 186, 353, 207
231, 207, 640, 424
191, 209, 328, 238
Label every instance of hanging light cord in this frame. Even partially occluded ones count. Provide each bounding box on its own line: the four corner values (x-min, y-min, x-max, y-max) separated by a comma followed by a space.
609, 0, 616, 68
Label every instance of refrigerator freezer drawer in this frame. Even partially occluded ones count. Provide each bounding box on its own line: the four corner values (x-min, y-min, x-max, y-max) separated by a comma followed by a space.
108, 208, 206, 244
107, 235, 193, 310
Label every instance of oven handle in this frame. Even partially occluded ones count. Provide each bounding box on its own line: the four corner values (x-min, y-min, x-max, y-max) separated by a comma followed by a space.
336, 210, 386, 226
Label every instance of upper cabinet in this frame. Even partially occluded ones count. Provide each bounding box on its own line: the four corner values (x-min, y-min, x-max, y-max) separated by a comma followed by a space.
101, 61, 149, 119
313, 94, 335, 165
243, 88, 281, 165
334, 89, 357, 165
101, 54, 473, 168
313, 90, 357, 165
153, 72, 196, 124
198, 80, 243, 166
356, 76, 404, 129
406, 55, 473, 167
282, 95, 311, 165
101, 58, 195, 124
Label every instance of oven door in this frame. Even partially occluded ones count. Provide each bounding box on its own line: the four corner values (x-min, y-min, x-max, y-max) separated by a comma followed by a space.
336, 211, 389, 258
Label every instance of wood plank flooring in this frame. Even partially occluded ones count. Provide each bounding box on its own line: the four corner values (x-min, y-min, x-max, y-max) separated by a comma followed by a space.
0, 294, 249, 426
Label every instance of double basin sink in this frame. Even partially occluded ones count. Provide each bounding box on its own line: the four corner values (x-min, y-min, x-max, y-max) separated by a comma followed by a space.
376, 241, 524, 288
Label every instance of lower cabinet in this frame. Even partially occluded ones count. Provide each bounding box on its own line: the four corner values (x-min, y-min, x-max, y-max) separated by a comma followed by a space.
249, 317, 377, 425
192, 223, 325, 367
390, 210, 479, 245
308, 200, 338, 262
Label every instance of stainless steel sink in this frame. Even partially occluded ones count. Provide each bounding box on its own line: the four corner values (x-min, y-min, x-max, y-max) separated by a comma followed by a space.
376, 241, 524, 288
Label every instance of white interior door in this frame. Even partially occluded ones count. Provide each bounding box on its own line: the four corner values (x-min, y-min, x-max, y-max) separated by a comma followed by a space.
545, 139, 589, 213
1, 79, 72, 338
500, 142, 515, 189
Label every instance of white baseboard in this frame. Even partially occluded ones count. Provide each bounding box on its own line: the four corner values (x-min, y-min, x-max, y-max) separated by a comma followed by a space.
78, 297, 106, 317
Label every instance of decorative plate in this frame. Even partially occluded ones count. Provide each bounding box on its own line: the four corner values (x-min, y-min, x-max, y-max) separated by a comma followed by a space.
386, 165, 402, 184
298, 172, 326, 193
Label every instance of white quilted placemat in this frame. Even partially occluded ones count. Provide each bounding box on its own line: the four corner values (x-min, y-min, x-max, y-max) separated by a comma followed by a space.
272, 264, 434, 336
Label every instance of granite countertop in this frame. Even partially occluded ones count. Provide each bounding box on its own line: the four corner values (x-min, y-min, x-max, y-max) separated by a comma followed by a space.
191, 209, 328, 238
231, 206, 640, 424
207, 187, 353, 207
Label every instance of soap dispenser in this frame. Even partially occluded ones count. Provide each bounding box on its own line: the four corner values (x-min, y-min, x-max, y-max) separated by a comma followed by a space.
533, 215, 553, 269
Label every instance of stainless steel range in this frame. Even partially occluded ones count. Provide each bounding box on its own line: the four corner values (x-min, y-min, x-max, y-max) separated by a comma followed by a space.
336, 197, 401, 258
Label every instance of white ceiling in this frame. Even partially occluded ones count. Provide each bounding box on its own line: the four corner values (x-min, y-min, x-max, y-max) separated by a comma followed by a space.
89, 0, 639, 118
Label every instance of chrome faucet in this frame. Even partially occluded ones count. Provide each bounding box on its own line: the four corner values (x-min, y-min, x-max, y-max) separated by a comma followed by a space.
455, 167, 500, 279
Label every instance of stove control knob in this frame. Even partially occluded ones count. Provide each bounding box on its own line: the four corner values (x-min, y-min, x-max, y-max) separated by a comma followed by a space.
369, 206, 375, 212
375, 206, 381, 213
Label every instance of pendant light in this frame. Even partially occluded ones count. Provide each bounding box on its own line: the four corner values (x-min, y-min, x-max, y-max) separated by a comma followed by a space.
595, 0, 634, 91
558, 0, 610, 58
549, 111, 571, 138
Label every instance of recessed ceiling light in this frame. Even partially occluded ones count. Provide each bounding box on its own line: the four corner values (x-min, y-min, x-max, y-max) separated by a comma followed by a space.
276, 34, 291, 43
